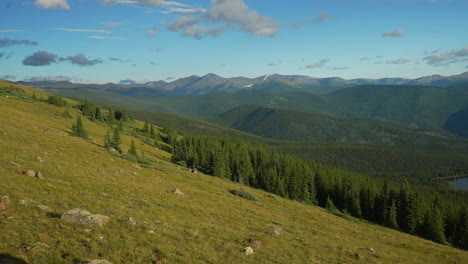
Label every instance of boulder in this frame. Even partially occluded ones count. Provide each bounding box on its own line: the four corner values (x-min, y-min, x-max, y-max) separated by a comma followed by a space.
249, 239, 262, 248
96, 214, 111, 224
124, 217, 136, 226
173, 188, 184, 196
36, 156, 44, 163
244, 247, 254, 256
23, 170, 35, 177
269, 226, 284, 236
61, 208, 104, 227
88, 260, 113, 264
18, 199, 37, 206
35, 171, 44, 179
0, 196, 10, 211
38, 205, 53, 212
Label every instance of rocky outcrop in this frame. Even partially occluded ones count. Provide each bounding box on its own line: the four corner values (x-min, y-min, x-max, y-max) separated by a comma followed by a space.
61, 209, 107, 227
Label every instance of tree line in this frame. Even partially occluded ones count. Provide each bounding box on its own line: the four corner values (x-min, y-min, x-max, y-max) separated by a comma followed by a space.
171, 134, 468, 250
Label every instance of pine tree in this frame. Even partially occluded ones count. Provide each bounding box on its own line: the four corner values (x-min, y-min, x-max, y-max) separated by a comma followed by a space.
150, 125, 156, 139
104, 130, 112, 148
107, 109, 116, 125
143, 122, 149, 133
71, 115, 88, 139
112, 127, 121, 152
95, 107, 103, 122
423, 207, 447, 245
128, 139, 138, 156
385, 200, 399, 230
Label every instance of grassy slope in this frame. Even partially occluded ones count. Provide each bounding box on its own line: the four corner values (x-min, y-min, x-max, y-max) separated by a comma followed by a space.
0, 82, 468, 264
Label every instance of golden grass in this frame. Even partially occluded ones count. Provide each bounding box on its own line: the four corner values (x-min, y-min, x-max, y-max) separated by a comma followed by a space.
0, 88, 467, 264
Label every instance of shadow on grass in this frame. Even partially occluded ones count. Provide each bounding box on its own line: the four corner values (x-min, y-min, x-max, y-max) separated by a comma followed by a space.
46, 212, 62, 218
0, 253, 28, 264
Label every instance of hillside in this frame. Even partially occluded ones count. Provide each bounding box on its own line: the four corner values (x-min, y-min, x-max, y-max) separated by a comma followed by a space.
28, 80, 468, 136
210, 105, 468, 146
1, 82, 468, 264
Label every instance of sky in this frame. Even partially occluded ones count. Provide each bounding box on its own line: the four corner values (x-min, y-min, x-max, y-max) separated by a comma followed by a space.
0, 0, 467, 83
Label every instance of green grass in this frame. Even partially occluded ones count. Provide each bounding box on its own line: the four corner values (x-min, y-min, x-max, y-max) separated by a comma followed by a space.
0, 81, 467, 263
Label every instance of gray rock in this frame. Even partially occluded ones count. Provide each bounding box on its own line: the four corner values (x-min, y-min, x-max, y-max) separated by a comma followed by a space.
269, 226, 284, 236
244, 247, 254, 256
18, 199, 37, 206
61, 208, 104, 227
38, 205, 53, 212
124, 217, 136, 226
23, 170, 35, 177
88, 260, 113, 264
35, 171, 44, 179
0, 196, 10, 211
173, 188, 184, 196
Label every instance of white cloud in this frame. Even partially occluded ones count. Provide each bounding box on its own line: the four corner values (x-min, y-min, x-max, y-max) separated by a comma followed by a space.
306, 59, 330, 68
35, 0, 70, 10
360, 57, 371, 61
146, 26, 160, 37
206, 0, 279, 37
386, 58, 411, 64
423, 46, 468, 66
52, 28, 112, 34
101, 0, 189, 7
160, 7, 206, 14
0, 30, 24, 32
382, 28, 404, 37
88, 36, 125, 40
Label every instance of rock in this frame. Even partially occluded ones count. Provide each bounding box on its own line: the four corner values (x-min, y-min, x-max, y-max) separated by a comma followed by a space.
88, 260, 113, 264
249, 239, 262, 248
244, 247, 254, 256
367, 247, 374, 252
173, 188, 184, 196
355, 253, 364, 260
124, 217, 136, 226
36, 156, 44, 163
191, 168, 198, 174
108, 148, 118, 153
23, 170, 36, 177
96, 214, 111, 224
61, 208, 104, 227
18, 199, 37, 206
9, 161, 22, 168
84, 229, 92, 233
147, 230, 155, 234
269, 226, 284, 236
0, 196, 11, 211
35, 171, 44, 179
38, 205, 53, 212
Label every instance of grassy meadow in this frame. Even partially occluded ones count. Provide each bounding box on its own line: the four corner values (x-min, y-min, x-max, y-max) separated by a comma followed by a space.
0, 82, 467, 263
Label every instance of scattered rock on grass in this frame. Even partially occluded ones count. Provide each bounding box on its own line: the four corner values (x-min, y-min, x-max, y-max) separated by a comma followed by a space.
61, 208, 105, 227
96, 214, 111, 224
88, 260, 113, 264
124, 217, 136, 226
36, 156, 44, 163
368, 247, 375, 252
173, 188, 184, 196
38, 205, 53, 212
244, 247, 254, 256
18, 199, 37, 206
355, 253, 364, 260
249, 239, 262, 248
35, 171, 44, 179
0, 196, 11, 211
269, 226, 284, 236
23, 170, 35, 177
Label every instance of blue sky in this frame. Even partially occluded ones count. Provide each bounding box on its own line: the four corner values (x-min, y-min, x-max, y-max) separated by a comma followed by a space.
1, 0, 467, 83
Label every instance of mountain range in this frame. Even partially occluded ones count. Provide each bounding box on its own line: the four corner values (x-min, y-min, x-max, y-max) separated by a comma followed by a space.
17, 71, 468, 96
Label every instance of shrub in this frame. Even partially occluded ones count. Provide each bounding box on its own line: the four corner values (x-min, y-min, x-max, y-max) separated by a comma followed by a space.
230, 189, 258, 201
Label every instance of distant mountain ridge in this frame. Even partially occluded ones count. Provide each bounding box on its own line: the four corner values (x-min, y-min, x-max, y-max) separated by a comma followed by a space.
17, 71, 468, 96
